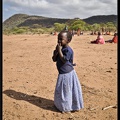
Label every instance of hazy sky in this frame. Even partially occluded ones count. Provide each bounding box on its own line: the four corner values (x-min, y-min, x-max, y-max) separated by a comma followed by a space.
3, 0, 117, 22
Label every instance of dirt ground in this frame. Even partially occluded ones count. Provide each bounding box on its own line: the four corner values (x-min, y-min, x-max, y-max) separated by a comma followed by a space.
3, 33, 117, 120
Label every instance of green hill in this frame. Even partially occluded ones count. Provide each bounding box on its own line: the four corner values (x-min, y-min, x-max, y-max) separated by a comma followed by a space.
83, 15, 117, 25
3, 13, 117, 30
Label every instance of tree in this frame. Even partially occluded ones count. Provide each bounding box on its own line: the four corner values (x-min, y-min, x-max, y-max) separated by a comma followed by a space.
106, 22, 116, 31
54, 23, 66, 32
91, 23, 101, 31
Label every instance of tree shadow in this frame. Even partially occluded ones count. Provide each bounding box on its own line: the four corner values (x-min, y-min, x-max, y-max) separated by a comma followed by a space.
3, 89, 59, 112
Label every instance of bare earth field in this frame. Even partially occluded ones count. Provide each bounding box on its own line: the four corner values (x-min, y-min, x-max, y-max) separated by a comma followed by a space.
3, 33, 117, 120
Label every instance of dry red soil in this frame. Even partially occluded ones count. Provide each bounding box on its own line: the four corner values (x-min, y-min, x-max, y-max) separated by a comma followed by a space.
3, 33, 117, 120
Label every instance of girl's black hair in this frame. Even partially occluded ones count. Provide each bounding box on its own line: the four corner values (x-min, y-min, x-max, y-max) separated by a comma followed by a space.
114, 32, 117, 36
58, 30, 72, 42
98, 31, 101, 35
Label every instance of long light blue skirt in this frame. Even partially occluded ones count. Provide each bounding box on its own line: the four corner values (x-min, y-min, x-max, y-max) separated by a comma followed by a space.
54, 69, 84, 112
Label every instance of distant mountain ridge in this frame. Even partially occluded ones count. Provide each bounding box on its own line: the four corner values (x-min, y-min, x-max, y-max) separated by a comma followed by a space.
83, 15, 117, 24
3, 14, 117, 30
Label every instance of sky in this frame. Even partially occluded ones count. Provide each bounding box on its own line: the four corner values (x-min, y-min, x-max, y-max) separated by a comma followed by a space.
3, 0, 117, 22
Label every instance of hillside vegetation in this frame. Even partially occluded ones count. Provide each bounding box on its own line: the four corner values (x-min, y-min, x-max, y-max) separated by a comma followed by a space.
3, 14, 117, 34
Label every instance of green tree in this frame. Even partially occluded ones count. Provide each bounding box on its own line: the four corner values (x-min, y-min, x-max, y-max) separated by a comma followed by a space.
70, 20, 86, 30
106, 22, 116, 31
91, 23, 101, 31
54, 23, 66, 32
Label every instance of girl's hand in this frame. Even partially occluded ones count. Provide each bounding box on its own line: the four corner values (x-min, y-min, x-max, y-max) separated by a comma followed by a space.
56, 43, 65, 63
57, 43, 62, 51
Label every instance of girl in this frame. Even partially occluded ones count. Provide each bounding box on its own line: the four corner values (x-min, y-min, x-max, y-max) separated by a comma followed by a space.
52, 30, 84, 113
111, 32, 118, 43
105, 33, 118, 43
91, 32, 105, 44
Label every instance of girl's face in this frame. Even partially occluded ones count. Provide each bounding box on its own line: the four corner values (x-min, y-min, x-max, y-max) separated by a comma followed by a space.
58, 33, 68, 46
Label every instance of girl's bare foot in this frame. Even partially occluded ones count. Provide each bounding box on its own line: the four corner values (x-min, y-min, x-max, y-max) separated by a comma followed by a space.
71, 110, 79, 113
61, 111, 71, 114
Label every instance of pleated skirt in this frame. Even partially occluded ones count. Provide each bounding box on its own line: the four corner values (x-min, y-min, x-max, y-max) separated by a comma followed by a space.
54, 69, 84, 112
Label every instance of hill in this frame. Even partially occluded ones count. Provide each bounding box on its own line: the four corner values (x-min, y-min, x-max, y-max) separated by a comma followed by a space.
3, 14, 70, 30
83, 15, 117, 24
3, 14, 117, 30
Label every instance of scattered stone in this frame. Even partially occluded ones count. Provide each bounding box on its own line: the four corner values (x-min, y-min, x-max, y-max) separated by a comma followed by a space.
102, 104, 117, 110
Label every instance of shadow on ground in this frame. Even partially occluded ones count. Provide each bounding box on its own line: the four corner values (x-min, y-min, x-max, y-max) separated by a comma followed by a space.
3, 89, 59, 112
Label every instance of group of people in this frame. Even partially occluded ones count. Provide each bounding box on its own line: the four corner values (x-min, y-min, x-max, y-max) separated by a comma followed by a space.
90, 32, 118, 44
90, 31, 97, 35
50, 31, 57, 36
